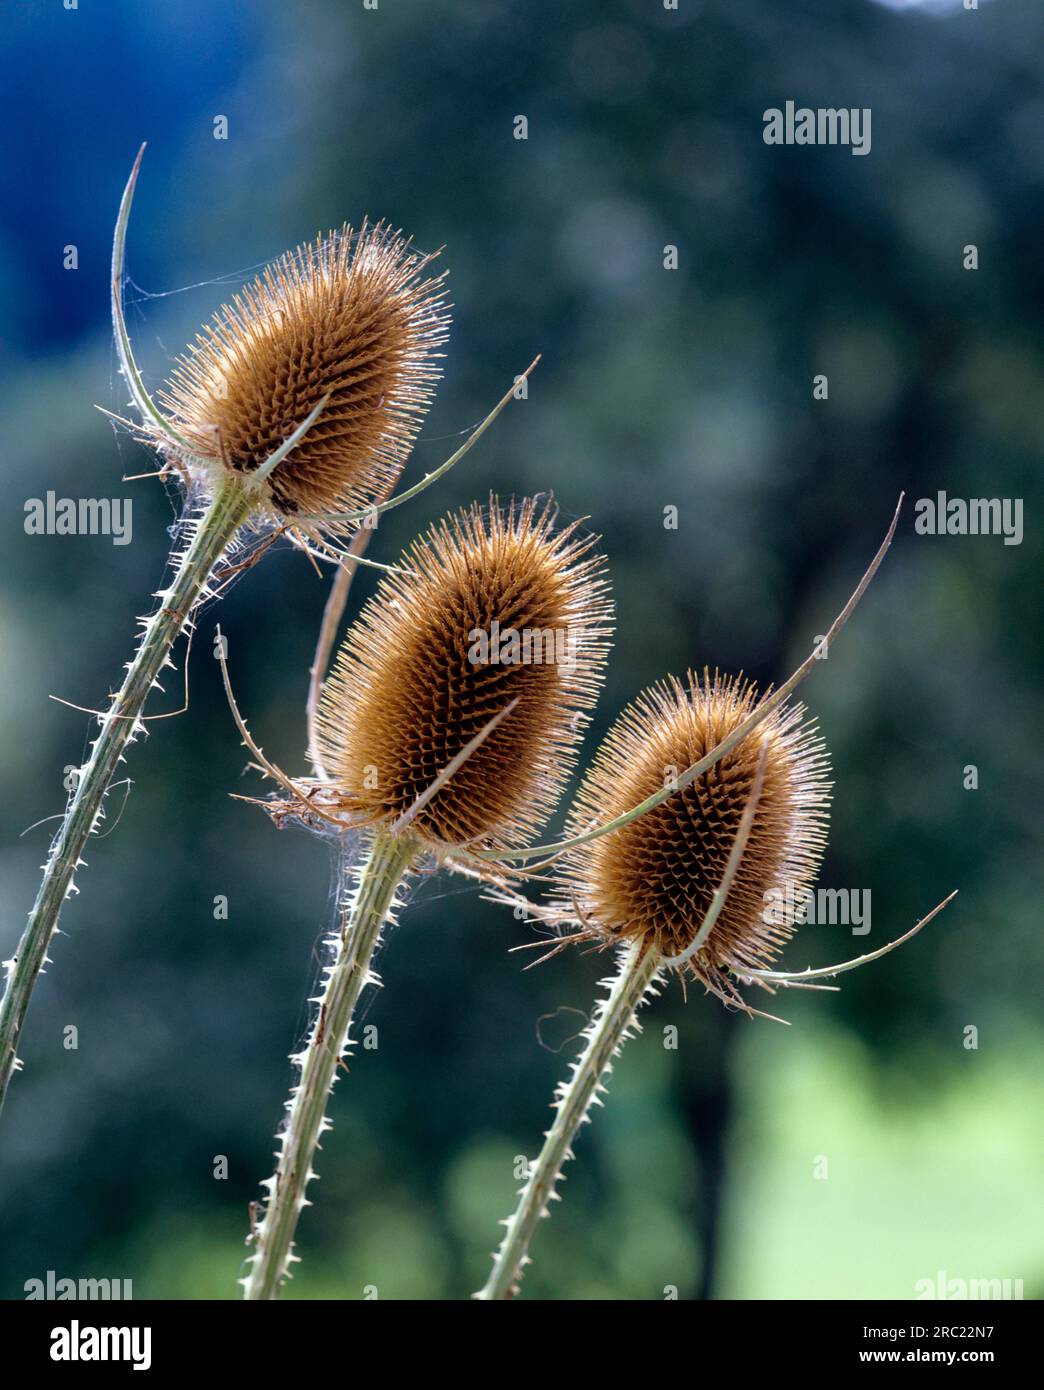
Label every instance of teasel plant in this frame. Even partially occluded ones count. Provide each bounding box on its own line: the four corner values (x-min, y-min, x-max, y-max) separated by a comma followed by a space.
471, 496, 958, 1299
0, 143, 541, 1116
223, 496, 614, 1299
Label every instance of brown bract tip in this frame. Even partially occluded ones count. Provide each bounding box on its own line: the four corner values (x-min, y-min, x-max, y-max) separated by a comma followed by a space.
158, 222, 450, 522
554, 669, 831, 987
317, 497, 613, 851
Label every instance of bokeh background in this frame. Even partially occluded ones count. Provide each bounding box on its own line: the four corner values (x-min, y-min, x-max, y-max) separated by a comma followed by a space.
1, 0, 1040, 1301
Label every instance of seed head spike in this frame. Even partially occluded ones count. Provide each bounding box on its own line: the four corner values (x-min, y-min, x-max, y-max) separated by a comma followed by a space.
552, 670, 831, 989
158, 222, 450, 524
317, 497, 613, 852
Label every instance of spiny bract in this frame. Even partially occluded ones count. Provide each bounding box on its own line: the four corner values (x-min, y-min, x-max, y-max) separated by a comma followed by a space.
553, 670, 831, 985
159, 222, 449, 521
317, 497, 613, 850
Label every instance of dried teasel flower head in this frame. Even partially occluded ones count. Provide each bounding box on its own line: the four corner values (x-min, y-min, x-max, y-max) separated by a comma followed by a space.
157, 222, 449, 523
317, 497, 613, 852
553, 670, 831, 991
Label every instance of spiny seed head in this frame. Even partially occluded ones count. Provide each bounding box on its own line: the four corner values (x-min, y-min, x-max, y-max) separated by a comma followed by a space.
158, 222, 449, 521
554, 670, 831, 985
317, 497, 613, 851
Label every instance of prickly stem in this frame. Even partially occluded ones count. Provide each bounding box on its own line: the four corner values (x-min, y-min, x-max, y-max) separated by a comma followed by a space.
0, 475, 253, 1115
475, 940, 662, 1300
242, 828, 418, 1300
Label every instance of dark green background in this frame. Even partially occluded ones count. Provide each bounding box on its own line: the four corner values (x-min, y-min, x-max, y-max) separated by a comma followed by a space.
1, 0, 1040, 1300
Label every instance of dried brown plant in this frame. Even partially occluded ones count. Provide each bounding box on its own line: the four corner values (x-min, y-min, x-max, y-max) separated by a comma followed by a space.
316, 496, 613, 851
159, 222, 449, 523
554, 670, 831, 990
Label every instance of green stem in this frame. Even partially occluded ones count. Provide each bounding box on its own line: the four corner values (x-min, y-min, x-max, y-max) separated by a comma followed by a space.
475, 940, 662, 1300
0, 475, 253, 1116
242, 828, 419, 1300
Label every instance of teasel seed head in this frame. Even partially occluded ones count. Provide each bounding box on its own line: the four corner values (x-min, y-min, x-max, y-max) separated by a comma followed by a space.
317, 497, 613, 852
157, 222, 449, 522
553, 670, 831, 989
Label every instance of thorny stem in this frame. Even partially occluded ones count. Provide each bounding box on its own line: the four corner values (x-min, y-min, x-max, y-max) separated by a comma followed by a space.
0, 137, 343, 1118
242, 828, 419, 1300
475, 940, 662, 1300
476, 895, 954, 1299
0, 476, 254, 1117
